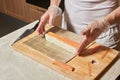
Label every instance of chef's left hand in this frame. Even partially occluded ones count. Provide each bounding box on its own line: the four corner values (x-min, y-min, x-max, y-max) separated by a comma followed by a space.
76, 18, 110, 55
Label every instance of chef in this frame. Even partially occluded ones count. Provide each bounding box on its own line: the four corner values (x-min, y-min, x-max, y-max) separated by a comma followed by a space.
37, 0, 120, 55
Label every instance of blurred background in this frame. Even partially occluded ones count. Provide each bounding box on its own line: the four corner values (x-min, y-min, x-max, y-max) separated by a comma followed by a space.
0, 0, 119, 37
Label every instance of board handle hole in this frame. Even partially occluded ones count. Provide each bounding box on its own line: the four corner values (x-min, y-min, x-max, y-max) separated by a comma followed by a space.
91, 60, 97, 64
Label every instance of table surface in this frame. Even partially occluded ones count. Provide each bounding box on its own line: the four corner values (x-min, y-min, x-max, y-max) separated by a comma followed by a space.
0, 20, 120, 80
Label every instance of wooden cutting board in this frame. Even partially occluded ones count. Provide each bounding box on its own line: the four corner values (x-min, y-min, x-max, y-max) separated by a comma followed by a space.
12, 27, 119, 80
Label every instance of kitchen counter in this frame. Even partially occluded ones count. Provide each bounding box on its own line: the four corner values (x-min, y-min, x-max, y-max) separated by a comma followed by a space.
0, 20, 120, 80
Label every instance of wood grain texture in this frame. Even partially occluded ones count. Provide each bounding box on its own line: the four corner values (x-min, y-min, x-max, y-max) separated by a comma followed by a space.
45, 32, 79, 53
12, 28, 119, 80
23, 34, 76, 63
0, 0, 4, 13
3, 0, 25, 20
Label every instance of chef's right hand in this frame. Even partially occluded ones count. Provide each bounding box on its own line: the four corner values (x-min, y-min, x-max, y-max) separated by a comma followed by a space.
36, 6, 62, 34
77, 18, 110, 55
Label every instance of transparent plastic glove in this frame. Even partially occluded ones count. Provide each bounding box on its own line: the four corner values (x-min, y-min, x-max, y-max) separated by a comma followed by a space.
36, 6, 62, 34
77, 18, 110, 55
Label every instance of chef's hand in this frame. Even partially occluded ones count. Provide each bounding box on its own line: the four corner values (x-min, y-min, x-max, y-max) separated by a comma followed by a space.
77, 18, 110, 55
36, 6, 62, 34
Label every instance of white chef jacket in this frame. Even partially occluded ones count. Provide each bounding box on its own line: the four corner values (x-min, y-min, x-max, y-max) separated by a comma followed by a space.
62, 0, 120, 50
